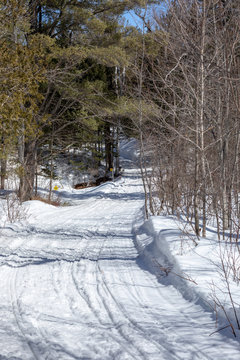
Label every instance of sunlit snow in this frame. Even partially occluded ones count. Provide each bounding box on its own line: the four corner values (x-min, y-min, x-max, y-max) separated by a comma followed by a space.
0, 139, 239, 359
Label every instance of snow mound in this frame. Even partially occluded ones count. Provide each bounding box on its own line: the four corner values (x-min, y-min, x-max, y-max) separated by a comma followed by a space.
134, 216, 240, 339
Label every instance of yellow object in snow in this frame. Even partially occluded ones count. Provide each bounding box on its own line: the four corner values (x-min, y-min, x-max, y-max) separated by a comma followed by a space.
53, 185, 59, 191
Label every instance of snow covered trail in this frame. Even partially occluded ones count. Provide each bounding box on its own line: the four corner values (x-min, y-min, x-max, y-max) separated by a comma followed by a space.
0, 169, 240, 358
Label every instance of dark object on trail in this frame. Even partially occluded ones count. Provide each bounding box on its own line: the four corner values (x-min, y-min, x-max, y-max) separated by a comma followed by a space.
74, 176, 111, 189
95, 176, 111, 186
74, 182, 94, 189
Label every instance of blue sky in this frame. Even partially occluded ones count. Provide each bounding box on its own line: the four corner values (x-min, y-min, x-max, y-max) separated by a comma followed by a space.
123, 3, 167, 29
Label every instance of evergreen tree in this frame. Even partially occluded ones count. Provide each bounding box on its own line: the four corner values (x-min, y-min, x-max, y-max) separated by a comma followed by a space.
0, 0, 159, 199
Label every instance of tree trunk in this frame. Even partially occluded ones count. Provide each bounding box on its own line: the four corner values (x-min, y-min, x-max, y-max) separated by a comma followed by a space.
114, 124, 120, 177
194, 149, 200, 237
199, 0, 207, 238
19, 138, 37, 202
0, 158, 7, 190
104, 123, 113, 172
0, 137, 7, 190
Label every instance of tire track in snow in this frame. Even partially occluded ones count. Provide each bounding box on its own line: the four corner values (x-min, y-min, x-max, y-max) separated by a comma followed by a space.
73, 263, 141, 359
95, 261, 149, 360
14, 267, 63, 360
8, 233, 93, 360
12, 266, 66, 360
116, 228, 220, 360
103, 259, 214, 360
92, 233, 146, 359
3, 173, 226, 359
9, 268, 42, 360
37, 224, 137, 359
0, 233, 37, 267
93, 215, 217, 360
94, 229, 169, 360
40, 236, 101, 359
96, 258, 179, 360
53, 219, 145, 359
69, 235, 141, 360
132, 230, 220, 360
50, 234, 90, 314
93, 232, 155, 360
90, 219, 157, 359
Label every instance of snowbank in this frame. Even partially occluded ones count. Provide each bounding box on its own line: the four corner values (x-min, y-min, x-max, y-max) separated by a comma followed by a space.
134, 215, 240, 339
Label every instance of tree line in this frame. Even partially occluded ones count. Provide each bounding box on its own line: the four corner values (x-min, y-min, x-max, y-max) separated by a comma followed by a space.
1, 0, 240, 240
0, 0, 157, 201
128, 0, 240, 239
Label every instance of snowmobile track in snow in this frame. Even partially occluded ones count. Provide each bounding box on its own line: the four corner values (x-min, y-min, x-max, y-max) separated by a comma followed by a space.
97, 260, 174, 359
9, 268, 41, 360
1, 158, 240, 359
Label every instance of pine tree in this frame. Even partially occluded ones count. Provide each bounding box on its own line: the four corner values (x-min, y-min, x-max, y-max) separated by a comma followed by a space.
1, 0, 159, 199
0, 0, 51, 192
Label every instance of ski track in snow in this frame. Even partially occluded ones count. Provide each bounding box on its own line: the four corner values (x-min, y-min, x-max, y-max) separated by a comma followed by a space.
0, 161, 240, 358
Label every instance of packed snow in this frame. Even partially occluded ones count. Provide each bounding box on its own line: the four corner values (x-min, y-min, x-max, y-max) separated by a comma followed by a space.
0, 139, 239, 359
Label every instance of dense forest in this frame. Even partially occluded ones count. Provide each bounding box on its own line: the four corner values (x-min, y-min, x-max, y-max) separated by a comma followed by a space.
1, 0, 240, 240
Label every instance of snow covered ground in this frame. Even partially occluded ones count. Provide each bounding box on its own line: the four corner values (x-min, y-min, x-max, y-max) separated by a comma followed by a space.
0, 139, 239, 359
